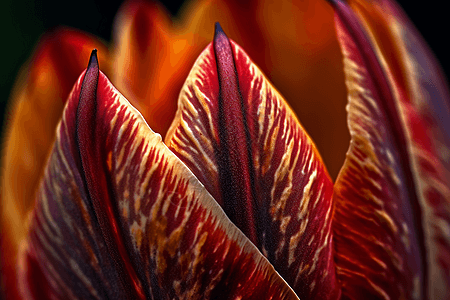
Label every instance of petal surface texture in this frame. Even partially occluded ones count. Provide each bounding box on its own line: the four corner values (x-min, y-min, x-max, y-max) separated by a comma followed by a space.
166, 24, 338, 299
0, 28, 109, 299
19, 51, 299, 300
331, 1, 450, 299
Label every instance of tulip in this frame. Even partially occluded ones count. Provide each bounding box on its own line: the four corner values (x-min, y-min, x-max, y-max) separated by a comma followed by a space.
1, 0, 449, 299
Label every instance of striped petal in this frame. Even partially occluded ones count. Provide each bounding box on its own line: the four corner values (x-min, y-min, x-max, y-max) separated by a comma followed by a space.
18, 50, 298, 300
331, 1, 450, 298
165, 24, 338, 299
179, 0, 348, 180
0, 28, 108, 300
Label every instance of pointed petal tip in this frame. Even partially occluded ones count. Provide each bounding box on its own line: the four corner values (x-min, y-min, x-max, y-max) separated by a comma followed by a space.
214, 22, 228, 41
215, 22, 223, 34
88, 49, 99, 70
84, 50, 99, 91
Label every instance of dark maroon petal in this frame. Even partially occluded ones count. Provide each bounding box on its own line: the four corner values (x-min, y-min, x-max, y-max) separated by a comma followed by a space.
19, 50, 299, 300
331, 1, 450, 299
165, 25, 338, 299
76, 50, 146, 299
213, 23, 258, 244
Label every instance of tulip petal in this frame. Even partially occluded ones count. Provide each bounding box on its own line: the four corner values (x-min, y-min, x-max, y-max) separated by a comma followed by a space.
112, 1, 196, 136
349, 2, 450, 298
331, 1, 450, 298
19, 51, 299, 300
1, 28, 108, 299
166, 25, 338, 298
179, 0, 349, 180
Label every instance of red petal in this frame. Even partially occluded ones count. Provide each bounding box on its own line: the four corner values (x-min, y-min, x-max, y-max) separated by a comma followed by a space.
179, 0, 349, 180
19, 51, 299, 299
0, 28, 108, 300
166, 25, 338, 299
331, 1, 450, 298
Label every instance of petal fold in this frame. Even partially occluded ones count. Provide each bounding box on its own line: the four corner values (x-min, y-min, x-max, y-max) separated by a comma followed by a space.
166, 26, 338, 299
19, 50, 299, 300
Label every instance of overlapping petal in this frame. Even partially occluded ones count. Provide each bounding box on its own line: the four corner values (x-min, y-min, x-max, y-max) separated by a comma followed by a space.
18, 51, 299, 300
166, 25, 338, 299
331, 0, 450, 298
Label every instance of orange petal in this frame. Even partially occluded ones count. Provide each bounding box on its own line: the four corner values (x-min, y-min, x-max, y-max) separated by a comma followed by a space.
166, 25, 338, 299
0, 28, 108, 299
112, 0, 196, 136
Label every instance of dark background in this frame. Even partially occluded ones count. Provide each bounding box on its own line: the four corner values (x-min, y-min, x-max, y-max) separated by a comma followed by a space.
0, 0, 448, 135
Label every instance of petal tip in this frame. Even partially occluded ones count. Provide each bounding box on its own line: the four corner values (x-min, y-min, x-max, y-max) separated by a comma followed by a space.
214, 22, 224, 34
214, 22, 228, 43
87, 49, 99, 70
